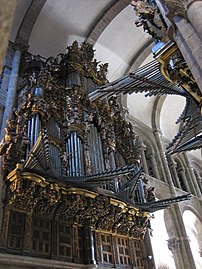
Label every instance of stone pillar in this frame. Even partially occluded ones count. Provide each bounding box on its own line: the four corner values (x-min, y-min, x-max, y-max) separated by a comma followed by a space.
187, 0, 202, 42
184, 165, 199, 196
140, 142, 149, 175
153, 129, 175, 191
163, 0, 202, 93
168, 236, 197, 269
84, 225, 97, 266
183, 153, 201, 197
167, 236, 194, 269
151, 153, 161, 180
153, 129, 197, 269
169, 161, 182, 189
0, 48, 22, 140
173, 16, 202, 94
0, 0, 17, 73
0, 105, 4, 131
0, 46, 22, 237
167, 237, 182, 269
177, 167, 191, 193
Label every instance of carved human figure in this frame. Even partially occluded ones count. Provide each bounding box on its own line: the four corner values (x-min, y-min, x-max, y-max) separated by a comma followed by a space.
61, 151, 69, 168
147, 186, 156, 202
143, 185, 148, 200
5, 119, 16, 142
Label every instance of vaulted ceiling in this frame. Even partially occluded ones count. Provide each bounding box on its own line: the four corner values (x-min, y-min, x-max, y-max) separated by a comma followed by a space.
9, 0, 200, 159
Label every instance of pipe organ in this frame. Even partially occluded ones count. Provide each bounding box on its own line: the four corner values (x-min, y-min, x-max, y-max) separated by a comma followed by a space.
0, 41, 152, 269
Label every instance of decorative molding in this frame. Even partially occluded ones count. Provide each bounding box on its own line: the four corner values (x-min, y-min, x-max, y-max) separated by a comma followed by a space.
167, 236, 190, 252
5, 169, 150, 239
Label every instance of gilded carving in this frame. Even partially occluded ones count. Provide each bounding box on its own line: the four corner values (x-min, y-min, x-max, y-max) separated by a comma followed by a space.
5, 169, 149, 238
155, 42, 202, 107
0, 41, 148, 258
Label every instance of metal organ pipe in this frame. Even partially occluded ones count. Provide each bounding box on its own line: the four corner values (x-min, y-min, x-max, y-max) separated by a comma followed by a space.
67, 132, 84, 177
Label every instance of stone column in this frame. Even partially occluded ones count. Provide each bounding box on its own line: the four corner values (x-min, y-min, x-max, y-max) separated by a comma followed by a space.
187, 0, 202, 42
0, 48, 21, 139
0, 0, 17, 73
163, 0, 202, 93
183, 153, 201, 197
151, 153, 161, 180
84, 225, 97, 266
167, 237, 182, 269
167, 236, 196, 269
173, 16, 202, 94
184, 165, 199, 196
153, 129, 197, 269
0, 46, 22, 237
140, 142, 149, 175
177, 167, 191, 192
169, 161, 182, 189
153, 129, 175, 191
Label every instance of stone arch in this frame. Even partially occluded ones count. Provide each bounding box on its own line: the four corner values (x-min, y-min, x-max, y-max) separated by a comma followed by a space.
164, 208, 180, 239
132, 123, 164, 180
182, 205, 202, 226
182, 208, 202, 269
15, 0, 47, 47
151, 95, 166, 133
149, 209, 176, 269
172, 155, 189, 192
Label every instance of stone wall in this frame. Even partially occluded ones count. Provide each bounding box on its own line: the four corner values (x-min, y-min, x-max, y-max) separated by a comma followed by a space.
0, 0, 16, 73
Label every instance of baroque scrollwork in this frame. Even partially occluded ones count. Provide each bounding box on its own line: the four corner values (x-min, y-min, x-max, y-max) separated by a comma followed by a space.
5, 170, 149, 238
156, 42, 202, 105
1, 41, 146, 256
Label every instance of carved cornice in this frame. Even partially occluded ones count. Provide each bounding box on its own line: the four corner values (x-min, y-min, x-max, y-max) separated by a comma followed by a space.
6, 168, 150, 238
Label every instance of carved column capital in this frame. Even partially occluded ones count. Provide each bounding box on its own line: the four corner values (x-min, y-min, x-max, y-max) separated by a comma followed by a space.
167, 237, 181, 251
165, 0, 187, 19
167, 236, 190, 252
